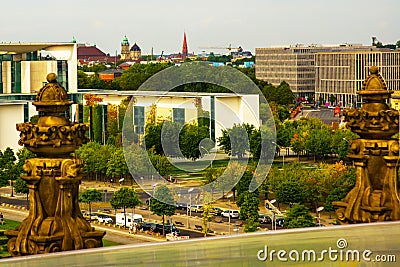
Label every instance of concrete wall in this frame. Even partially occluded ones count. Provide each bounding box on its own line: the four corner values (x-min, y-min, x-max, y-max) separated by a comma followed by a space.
0, 103, 25, 152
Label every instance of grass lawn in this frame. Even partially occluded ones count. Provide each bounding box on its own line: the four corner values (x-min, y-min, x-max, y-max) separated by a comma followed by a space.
103, 240, 121, 247
0, 219, 21, 258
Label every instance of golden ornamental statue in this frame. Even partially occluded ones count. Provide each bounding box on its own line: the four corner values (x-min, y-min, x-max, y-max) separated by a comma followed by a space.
334, 66, 400, 223
5, 73, 105, 256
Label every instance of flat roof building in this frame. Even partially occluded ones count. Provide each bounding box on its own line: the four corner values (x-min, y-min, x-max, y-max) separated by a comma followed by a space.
255, 44, 375, 99
315, 49, 400, 107
0, 42, 79, 151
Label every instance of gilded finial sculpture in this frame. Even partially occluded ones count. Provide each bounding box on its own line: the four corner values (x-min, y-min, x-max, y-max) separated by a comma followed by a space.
5, 73, 105, 256
334, 66, 400, 223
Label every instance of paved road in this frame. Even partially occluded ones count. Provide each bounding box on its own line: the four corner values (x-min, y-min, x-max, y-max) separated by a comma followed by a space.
296, 107, 343, 126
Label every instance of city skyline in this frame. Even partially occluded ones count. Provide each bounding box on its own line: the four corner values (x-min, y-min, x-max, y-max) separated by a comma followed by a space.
0, 0, 399, 55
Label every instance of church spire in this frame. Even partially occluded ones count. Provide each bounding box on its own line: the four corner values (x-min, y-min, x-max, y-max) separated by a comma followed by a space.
182, 32, 188, 59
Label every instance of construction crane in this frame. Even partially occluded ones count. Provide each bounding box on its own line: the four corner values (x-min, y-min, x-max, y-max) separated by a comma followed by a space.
198, 44, 243, 53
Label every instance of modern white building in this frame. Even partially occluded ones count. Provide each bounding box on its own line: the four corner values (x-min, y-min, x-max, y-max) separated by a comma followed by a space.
0, 42, 79, 152
79, 90, 260, 143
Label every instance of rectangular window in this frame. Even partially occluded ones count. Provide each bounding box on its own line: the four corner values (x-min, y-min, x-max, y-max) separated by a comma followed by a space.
11, 61, 21, 93
57, 60, 68, 91
24, 103, 29, 122
172, 108, 185, 125
134, 106, 145, 134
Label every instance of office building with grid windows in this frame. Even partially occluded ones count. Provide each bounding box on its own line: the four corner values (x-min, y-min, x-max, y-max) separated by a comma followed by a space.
315, 50, 400, 108
255, 44, 377, 100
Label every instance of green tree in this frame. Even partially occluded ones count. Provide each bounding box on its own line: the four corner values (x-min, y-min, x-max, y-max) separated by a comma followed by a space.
144, 123, 163, 155
285, 203, 316, 228
79, 189, 102, 218
0, 148, 18, 197
110, 187, 142, 227
148, 149, 173, 177
106, 148, 129, 180
305, 127, 333, 161
249, 126, 276, 162
275, 179, 305, 207
218, 123, 254, 159
331, 129, 358, 160
149, 185, 176, 235
235, 166, 255, 207
276, 81, 295, 106
179, 123, 209, 160
201, 192, 215, 237
14, 177, 29, 205
238, 191, 260, 232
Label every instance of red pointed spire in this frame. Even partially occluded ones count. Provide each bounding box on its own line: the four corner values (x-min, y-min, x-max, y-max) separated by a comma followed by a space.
182, 32, 188, 59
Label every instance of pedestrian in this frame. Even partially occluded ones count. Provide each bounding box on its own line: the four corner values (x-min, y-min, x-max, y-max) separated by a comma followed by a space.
129, 224, 133, 235
133, 223, 137, 235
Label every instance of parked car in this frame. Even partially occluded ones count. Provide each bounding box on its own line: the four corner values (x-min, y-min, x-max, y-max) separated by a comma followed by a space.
212, 207, 223, 216
154, 224, 180, 235
82, 211, 97, 221
139, 222, 156, 232
221, 210, 240, 218
176, 202, 188, 210
276, 217, 285, 227
96, 214, 113, 224
189, 205, 203, 213
258, 214, 272, 224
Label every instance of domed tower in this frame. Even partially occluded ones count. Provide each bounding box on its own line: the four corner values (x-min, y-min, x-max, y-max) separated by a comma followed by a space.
120, 35, 130, 61
130, 42, 141, 60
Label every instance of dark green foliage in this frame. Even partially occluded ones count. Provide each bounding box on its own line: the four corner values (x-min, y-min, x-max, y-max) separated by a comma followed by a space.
179, 124, 209, 160
106, 148, 129, 179
14, 177, 28, 195
110, 187, 142, 227
324, 168, 356, 212
149, 185, 176, 235
0, 148, 17, 187
148, 149, 173, 177
275, 179, 306, 206
92, 105, 103, 143
244, 217, 260, 232
79, 189, 102, 216
238, 191, 259, 221
285, 203, 316, 228
331, 129, 359, 160
218, 123, 255, 159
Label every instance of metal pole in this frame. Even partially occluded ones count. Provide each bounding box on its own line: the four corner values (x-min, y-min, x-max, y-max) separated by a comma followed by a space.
228, 199, 231, 235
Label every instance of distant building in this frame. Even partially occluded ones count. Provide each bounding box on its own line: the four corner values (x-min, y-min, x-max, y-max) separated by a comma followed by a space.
255, 44, 373, 99
77, 43, 117, 65
0, 42, 80, 151
315, 49, 400, 107
79, 90, 259, 143
98, 69, 123, 82
120, 35, 142, 61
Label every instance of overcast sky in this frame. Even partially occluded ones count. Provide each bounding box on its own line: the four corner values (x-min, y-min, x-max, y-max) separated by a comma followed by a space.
1, 0, 398, 55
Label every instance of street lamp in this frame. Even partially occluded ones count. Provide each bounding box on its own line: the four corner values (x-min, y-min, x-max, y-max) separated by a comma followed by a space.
316, 206, 324, 227
226, 193, 233, 235
272, 142, 284, 168
187, 188, 194, 228
270, 199, 277, 230
200, 145, 212, 169
149, 183, 158, 221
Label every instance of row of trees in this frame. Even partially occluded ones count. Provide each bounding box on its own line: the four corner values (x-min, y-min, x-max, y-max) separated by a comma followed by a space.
217, 117, 358, 163
0, 148, 35, 198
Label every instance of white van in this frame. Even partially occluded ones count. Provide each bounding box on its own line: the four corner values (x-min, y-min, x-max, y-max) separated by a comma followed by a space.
115, 213, 143, 227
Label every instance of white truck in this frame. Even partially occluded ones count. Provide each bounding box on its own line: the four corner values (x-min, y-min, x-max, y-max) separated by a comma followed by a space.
115, 213, 143, 227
